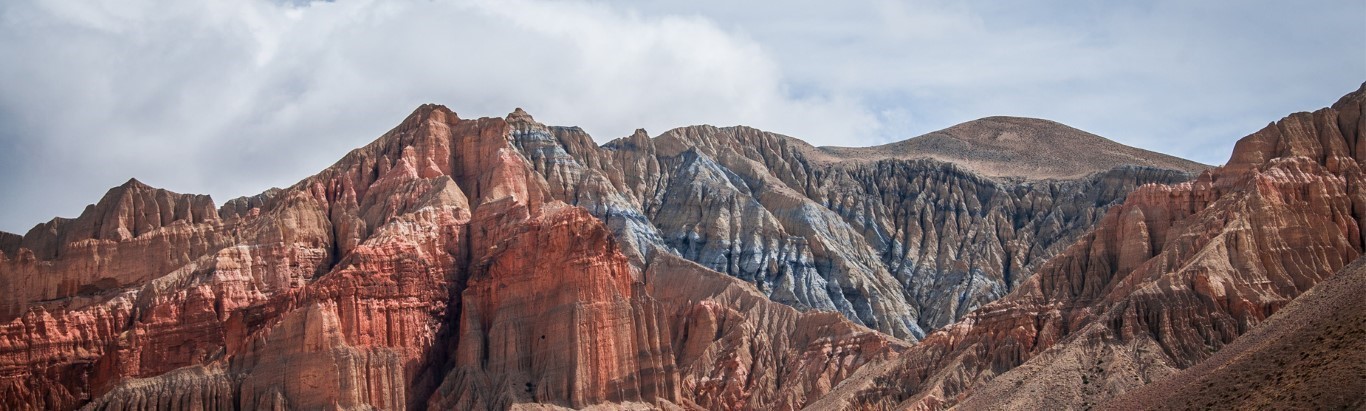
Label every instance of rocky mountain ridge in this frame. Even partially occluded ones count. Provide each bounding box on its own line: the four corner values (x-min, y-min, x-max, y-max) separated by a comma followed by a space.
0, 103, 912, 410
1, 111, 1203, 344
501, 112, 1201, 339
821, 116, 1207, 180
3, 82, 1360, 410
809, 82, 1366, 409
1107, 257, 1365, 410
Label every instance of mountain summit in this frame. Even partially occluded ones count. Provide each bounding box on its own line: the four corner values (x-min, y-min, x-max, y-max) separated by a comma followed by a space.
823, 116, 1209, 179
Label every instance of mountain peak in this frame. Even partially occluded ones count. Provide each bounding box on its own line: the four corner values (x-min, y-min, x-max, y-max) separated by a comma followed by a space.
507, 107, 534, 122
102, 177, 166, 204
83, 180, 218, 241
943, 116, 1096, 141
822, 116, 1208, 180
398, 104, 459, 129
117, 177, 150, 190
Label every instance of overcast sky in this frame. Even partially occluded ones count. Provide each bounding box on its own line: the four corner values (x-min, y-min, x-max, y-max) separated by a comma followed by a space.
1, 0, 1362, 233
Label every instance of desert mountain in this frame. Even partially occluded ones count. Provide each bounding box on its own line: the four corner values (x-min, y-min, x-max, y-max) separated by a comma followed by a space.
821, 116, 1207, 180
811, 83, 1366, 409
0, 105, 910, 410
2, 81, 1359, 410
1107, 257, 1366, 410
502, 113, 1201, 339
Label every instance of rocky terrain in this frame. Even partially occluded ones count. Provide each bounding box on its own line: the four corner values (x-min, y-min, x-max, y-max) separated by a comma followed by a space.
504, 111, 1203, 339
1106, 257, 1366, 410
1, 76, 1359, 410
822, 116, 1206, 180
0, 104, 907, 410
810, 83, 1366, 409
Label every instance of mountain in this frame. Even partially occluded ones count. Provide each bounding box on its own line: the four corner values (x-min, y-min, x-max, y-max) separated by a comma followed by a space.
810, 83, 1366, 409
0, 105, 911, 410
1107, 257, 1366, 410
502, 112, 1202, 340
0, 103, 1196, 410
5, 81, 1359, 410
822, 116, 1207, 180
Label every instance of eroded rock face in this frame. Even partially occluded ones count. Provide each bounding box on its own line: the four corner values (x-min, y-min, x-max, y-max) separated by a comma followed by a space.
814, 84, 1366, 410
505, 114, 1202, 339
1, 105, 489, 410
0, 104, 906, 411
1105, 257, 1366, 410
646, 254, 908, 411
427, 203, 678, 410
15, 77, 1336, 410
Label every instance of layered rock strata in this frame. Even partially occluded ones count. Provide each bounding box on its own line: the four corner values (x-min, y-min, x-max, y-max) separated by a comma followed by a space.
812, 83, 1366, 409
505, 112, 1203, 338
0, 104, 905, 410
1106, 257, 1366, 410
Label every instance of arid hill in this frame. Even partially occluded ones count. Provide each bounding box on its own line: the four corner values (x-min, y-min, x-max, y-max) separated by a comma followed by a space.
810, 83, 1366, 410
822, 116, 1208, 180
1107, 257, 1366, 410
503, 112, 1200, 339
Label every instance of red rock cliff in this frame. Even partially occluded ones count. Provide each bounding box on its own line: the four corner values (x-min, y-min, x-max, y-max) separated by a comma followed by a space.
0, 104, 905, 411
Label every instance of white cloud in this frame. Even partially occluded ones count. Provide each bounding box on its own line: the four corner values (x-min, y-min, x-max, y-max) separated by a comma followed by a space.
0, 0, 1361, 232
0, 0, 875, 232
612, 0, 1364, 153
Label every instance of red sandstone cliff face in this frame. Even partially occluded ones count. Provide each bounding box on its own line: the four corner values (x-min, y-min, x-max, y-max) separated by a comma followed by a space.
426, 203, 679, 410
0, 106, 496, 410
813, 84, 1366, 409
0, 104, 904, 410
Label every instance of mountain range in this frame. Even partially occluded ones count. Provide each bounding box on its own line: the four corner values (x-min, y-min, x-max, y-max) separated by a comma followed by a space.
0, 83, 1361, 410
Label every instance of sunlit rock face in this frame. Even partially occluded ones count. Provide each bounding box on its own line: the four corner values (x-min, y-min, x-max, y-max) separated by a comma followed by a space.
0, 104, 907, 411
812, 84, 1366, 410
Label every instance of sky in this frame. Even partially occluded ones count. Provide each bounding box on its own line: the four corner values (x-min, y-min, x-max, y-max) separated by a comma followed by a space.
0, 0, 1362, 233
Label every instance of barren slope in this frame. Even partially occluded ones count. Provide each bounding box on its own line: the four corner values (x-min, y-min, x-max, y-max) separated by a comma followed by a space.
506, 114, 1199, 338
812, 83, 1366, 409
822, 116, 1208, 179
1106, 258, 1366, 410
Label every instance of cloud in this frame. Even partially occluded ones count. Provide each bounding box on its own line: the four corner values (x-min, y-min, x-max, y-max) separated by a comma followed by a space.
0, 0, 1361, 233
613, 0, 1364, 154
0, 0, 874, 232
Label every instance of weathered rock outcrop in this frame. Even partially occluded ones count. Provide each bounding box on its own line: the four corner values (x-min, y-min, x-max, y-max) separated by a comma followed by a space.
427, 203, 678, 410
647, 254, 907, 410
813, 83, 1366, 410
0, 104, 906, 410
1106, 257, 1366, 410
1, 106, 494, 410
16, 76, 1347, 410
506, 113, 1203, 339
1, 178, 224, 318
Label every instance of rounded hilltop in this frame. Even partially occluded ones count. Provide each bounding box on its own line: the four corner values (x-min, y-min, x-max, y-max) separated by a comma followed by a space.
820, 116, 1209, 180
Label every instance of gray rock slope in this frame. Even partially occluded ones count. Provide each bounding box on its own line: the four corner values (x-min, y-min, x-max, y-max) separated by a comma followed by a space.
503, 109, 1203, 339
